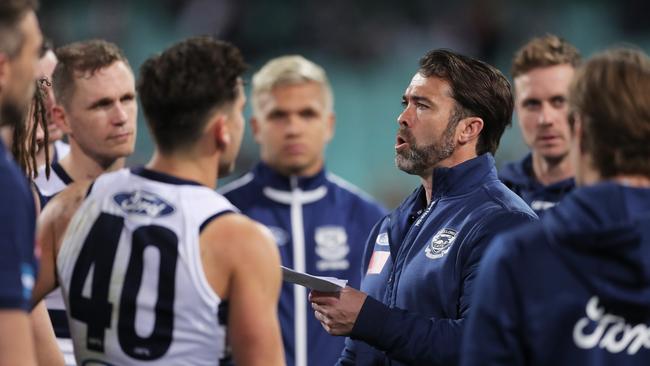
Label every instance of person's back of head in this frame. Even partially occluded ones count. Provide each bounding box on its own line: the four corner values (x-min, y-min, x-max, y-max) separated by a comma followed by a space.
0, 0, 40, 129
569, 47, 650, 182
52, 39, 129, 108
0, 0, 38, 62
138, 36, 247, 156
418, 49, 513, 156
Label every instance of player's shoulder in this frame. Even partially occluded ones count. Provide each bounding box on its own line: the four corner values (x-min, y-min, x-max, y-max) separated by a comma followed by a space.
325, 173, 387, 211
204, 213, 272, 243
218, 172, 256, 196
40, 180, 94, 225
486, 219, 547, 265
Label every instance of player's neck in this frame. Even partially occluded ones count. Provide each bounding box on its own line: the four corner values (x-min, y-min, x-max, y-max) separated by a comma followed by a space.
59, 148, 125, 181
146, 151, 218, 189
531, 153, 574, 186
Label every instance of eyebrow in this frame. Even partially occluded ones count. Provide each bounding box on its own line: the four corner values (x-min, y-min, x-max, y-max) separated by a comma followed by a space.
403, 94, 434, 106
88, 97, 114, 109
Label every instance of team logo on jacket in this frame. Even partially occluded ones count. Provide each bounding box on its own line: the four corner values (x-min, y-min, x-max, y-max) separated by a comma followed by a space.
315, 226, 349, 271
375, 232, 389, 246
113, 190, 175, 218
425, 228, 457, 259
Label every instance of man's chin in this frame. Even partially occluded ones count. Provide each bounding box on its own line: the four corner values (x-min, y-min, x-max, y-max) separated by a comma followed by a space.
0, 102, 27, 129
537, 149, 570, 163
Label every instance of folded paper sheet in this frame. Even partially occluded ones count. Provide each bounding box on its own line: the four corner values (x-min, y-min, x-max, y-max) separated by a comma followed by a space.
281, 266, 348, 292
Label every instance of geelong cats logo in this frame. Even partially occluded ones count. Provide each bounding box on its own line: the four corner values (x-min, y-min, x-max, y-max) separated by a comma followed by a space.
425, 228, 457, 259
315, 226, 349, 271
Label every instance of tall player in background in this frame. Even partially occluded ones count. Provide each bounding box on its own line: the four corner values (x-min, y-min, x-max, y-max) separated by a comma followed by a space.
220, 55, 386, 366
32, 36, 285, 366
32, 39, 137, 366
500, 35, 581, 215
34, 39, 136, 197
0, 0, 42, 365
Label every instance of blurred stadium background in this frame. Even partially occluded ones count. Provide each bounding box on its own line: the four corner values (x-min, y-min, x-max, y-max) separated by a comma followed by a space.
39, 0, 650, 208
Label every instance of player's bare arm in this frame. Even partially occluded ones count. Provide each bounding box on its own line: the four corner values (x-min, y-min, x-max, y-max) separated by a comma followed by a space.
201, 213, 285, 366
31, 180, 94, 306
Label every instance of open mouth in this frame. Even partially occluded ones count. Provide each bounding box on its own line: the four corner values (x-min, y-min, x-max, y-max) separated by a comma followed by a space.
396, 135, 409, 148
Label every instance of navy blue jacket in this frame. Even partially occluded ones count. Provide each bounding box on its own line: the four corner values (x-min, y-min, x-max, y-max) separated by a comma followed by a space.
339, 154, 537, 365
500, 153, 575, 214
462, 182, 650, 366
220, 162, 387, 366
0, 139, 37, 311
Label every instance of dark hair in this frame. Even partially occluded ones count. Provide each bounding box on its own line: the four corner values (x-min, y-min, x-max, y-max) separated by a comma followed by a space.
0, 0, 38, 58
512, 34, 581, 78
137, 36, 247, 154
12, 79, 49, 179
418, 49, 513, 155
570, 47, 650, 179
52, 39, 130, 107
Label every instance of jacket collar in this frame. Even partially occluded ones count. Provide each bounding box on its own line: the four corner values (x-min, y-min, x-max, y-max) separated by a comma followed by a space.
253, 161, 327, 191
503, 153, 575, 193
430, 153, 498, 200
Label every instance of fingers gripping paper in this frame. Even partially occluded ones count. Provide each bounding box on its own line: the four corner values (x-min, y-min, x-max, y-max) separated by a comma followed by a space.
281, 266, 347, 292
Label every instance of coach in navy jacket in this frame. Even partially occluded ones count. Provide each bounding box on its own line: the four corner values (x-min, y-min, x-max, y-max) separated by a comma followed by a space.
220, 55, 386, 366
462, 48, 650, 365
310, 49, 536, 366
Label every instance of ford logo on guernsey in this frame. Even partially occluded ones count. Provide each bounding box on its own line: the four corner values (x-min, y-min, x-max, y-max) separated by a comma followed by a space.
113, 190, 175, 218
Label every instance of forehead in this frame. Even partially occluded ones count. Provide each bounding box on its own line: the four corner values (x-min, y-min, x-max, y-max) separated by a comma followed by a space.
71, 61, 134, 100
405, 73, 453, 100
20, 11, 42, 45
258, 81, 326, 109
514, 64, 575, 98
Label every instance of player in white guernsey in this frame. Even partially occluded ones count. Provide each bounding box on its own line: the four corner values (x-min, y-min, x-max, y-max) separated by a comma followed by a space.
32, 36, 285, 366
31, 39, 138, 365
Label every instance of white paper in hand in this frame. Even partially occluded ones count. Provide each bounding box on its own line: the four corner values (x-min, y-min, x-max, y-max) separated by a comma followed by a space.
281, 266, 347, 292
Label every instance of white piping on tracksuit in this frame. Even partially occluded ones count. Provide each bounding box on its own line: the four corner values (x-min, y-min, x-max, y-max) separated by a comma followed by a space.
263, 177, 328, 366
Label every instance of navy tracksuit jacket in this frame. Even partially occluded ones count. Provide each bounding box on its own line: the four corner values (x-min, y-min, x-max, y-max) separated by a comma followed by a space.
339, 153, 537, 365
500, 153, 575, 215
463, 182, 650, 366
220, 162, 386, 366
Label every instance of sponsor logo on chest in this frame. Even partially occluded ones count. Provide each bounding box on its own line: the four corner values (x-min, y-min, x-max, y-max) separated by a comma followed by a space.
315, 226, 349, 271
425, 228, 458, 259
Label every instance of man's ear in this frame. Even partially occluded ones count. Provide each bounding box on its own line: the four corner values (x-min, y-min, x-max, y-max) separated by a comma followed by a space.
0, 54, 9, 95
250, 116, 261, 144
324, 112, 336, 143
572, 113, 585, 154
457, 116, 483, 145
212, 114, 230, 149
52, 105, 72, 134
